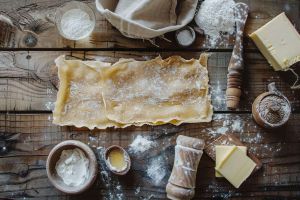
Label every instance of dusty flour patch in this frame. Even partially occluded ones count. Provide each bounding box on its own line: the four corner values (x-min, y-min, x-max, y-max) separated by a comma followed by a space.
231, 119, 244, 132
135, 186, 141, 195
88, 135, 98, 148
47, 115, 53, 121
195, 0, 236, 46
211, 80, 226, 110
129, 135, 156, 155
204, 115, 246, 138
142, 194, 155, 200
205, 181, 239, 198
96, 147, 124, 200
216, 127, 229, 134
146, 155, 167, 186
248, 143, 282, 158
45, 101, 55, 110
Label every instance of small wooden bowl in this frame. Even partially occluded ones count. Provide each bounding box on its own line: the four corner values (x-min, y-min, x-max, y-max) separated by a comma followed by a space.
252, 82, 291, 129
46, 140, 98, 194
104, 145, 131, 175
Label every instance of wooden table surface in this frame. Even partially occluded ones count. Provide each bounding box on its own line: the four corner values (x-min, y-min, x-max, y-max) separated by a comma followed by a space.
0, 0, 300, 199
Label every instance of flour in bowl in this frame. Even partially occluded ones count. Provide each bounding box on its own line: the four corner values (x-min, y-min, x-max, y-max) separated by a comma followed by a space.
55, 148, 89, 186
60, 8, 94, 40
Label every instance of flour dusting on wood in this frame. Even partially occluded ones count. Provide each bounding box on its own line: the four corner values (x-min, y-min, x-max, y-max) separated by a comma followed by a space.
96, 147, 125, 200
129, 135, 156, 155
146, 155, 167, 186
195, 0, 236, 46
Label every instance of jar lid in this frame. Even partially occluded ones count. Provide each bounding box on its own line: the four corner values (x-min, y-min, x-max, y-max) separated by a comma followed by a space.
257, 94, 291, 127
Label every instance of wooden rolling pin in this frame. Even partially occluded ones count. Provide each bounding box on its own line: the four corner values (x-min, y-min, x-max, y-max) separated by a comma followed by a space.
166, 135, 205, 200
226, 3, 249, 109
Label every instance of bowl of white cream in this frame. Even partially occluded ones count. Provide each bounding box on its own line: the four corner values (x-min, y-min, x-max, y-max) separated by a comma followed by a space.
55, 1, 95, 40
46, 140, 98, 194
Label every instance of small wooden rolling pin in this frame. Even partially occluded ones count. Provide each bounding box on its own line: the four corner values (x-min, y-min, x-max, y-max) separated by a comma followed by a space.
226, 3, 249, 109
166, 135, 205, 200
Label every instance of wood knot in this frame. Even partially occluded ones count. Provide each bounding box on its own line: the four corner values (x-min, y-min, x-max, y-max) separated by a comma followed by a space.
23, 32, 38, 47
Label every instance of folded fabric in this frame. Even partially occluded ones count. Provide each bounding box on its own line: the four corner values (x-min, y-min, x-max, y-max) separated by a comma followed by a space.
95, 0, 199, 39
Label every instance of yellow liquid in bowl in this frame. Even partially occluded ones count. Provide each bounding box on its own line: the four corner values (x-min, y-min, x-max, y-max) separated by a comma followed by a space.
107, 148, 127, 171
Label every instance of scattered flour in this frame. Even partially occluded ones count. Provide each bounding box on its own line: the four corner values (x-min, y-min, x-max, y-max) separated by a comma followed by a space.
231, 119, 244, 132
45, 101, 55, 110
146, 155, 167, 186
216, 127, 229, 134
204, 115, 245, 138
60, 8, 94, 40
206, 181, 236, 198
135, 186, 141, 195
96, 147, 124, 200
195, 0, 236, 46
129, 135, 156, 154
143, 194, 154, 200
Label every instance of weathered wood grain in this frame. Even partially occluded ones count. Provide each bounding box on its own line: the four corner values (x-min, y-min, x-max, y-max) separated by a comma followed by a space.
0, 113, 299, 199
0, 0, 299, 49
0, 51, 299, 112
0, 1, 299, 199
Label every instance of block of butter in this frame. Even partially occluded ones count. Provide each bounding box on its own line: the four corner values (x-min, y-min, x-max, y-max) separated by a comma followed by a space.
250, 13, 300, 71
215, 146, 256, 188
215, 145, 247, 177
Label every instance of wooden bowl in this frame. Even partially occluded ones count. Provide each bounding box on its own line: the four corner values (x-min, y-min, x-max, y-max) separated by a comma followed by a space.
104, 145, 131, 175
252, 82, 291, 129
46, 140, 98, 194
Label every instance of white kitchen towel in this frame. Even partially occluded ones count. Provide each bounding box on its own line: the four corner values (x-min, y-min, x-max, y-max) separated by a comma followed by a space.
95, 0, 198, 39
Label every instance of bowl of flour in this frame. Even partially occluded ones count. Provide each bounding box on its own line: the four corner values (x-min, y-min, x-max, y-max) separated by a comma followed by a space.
55, 1, 95, 40
46, 140, 98, 194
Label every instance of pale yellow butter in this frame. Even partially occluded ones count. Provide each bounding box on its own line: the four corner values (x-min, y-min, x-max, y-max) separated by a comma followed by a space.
250, 13, 300, 71
215, 146, 256, 188
215, 145, 247, 177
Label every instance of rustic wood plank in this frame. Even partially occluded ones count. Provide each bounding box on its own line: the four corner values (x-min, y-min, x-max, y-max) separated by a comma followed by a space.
0, 51, 299, 112
0, 113, 299, 199
0, 0, 299, 49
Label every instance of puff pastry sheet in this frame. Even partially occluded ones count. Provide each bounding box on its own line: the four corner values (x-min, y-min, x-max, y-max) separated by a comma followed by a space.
53, 54, 213, 129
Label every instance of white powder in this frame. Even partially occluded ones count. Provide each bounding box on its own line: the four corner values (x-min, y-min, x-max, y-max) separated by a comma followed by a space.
146, 156, 166, 186
195, 0, 236, 46
96, 147, 124, 200
60, 9, 94, 40
135, 187, 141, 195
129, 135, 156, 154
177, 29, 194, 46
232, 119, 243, 132
55, 148, 89, 187
216, 127, 228, 134
45, 101, 55, 110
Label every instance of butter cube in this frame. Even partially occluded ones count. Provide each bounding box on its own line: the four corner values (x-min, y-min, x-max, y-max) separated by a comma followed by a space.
250, 13, 300, 71
215, 146, 256, 188
215, 145, 247, 177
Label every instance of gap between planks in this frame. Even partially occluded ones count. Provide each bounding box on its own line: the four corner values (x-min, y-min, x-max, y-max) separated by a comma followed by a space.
0, 47, 261, 53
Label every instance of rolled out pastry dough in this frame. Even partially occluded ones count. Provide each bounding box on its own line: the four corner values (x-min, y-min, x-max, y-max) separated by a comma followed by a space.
53, 54, 213, 129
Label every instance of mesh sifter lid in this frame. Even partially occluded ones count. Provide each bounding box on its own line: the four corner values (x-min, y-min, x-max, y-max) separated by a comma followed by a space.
257, 94, 291, 127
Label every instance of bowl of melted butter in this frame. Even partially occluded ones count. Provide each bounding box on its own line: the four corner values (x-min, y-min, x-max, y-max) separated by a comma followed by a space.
104, 145, 131, 175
